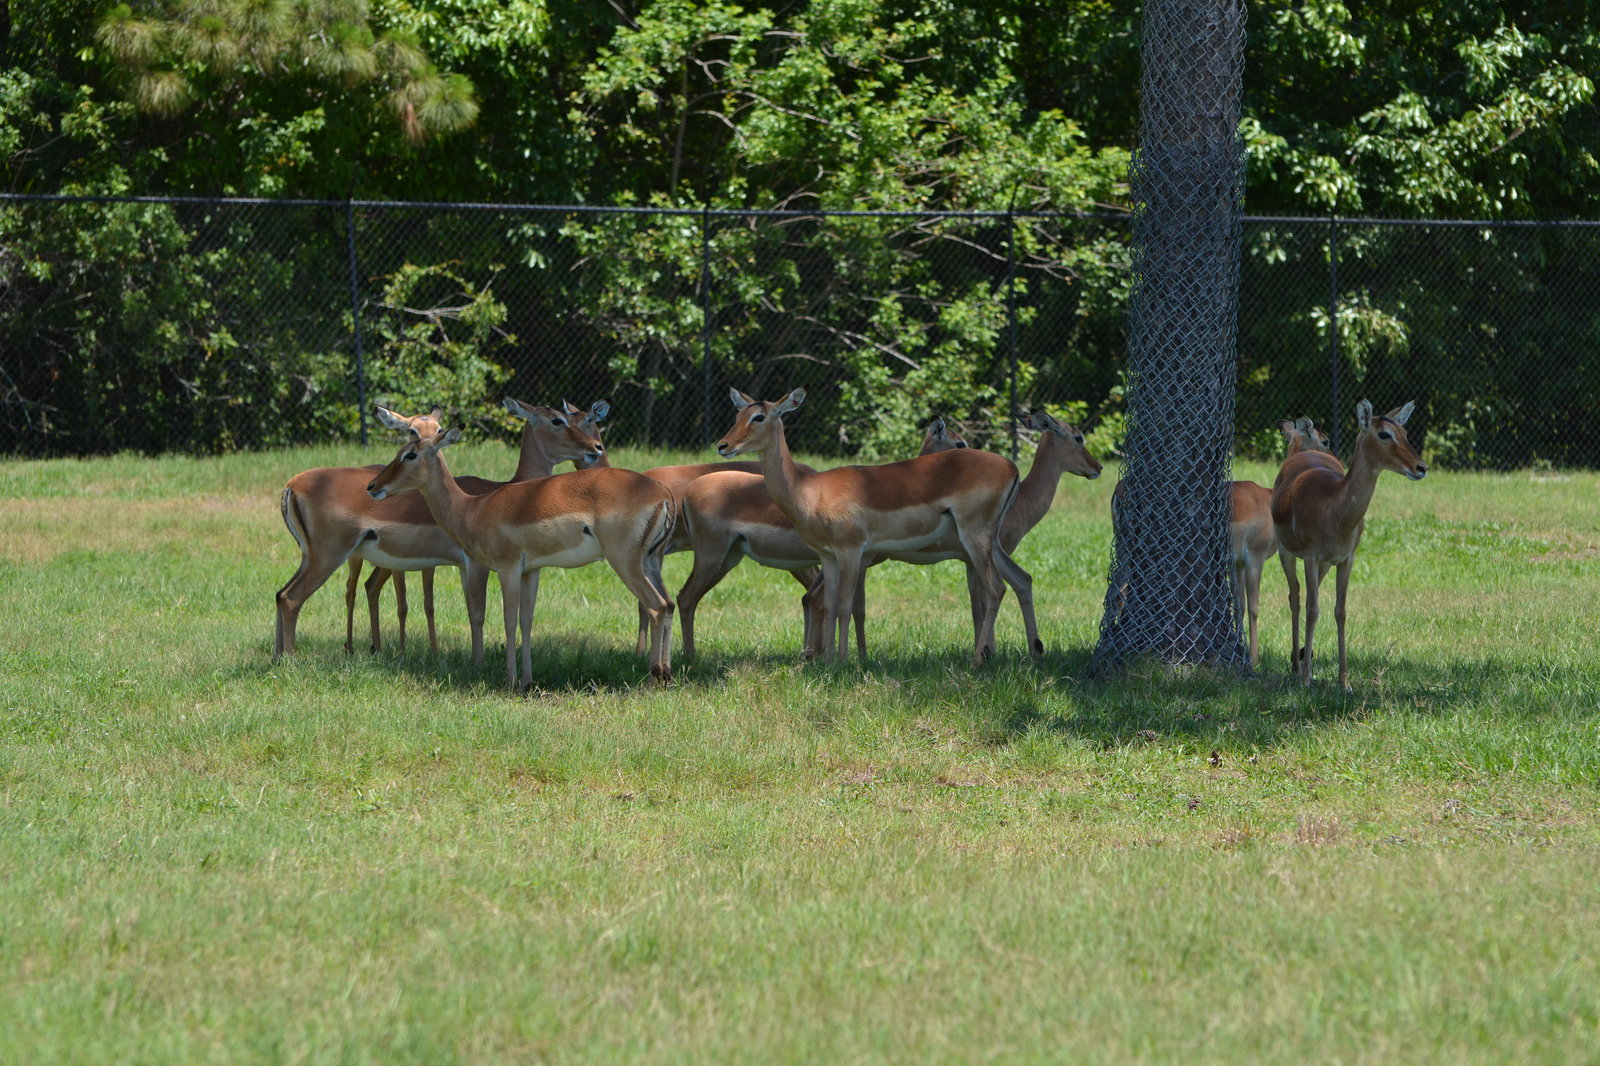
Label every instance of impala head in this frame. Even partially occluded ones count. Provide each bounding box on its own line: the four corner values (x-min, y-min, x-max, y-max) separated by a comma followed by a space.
367, 423, 464, 500
559, 398, 612, 469
1356, 399, 1427, 480
373, 404, 445, 441
717, 387, 805, 457
1018, 406, 1102, 479
1278, 416, 1333, 456
503, 396, 605, 466
921, 415, 969, 454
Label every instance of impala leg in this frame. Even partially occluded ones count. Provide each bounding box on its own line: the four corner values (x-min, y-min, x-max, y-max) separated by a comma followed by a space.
343, 559, 364, 653
1301, 559, 1331, 686
851, 565, 868, 662
421, 568, 437, 654
1334, 557, 1354, 693
1280, 552, 1301, 675
463, 561, 490, 666
519, 569, 541, 689
391, 570, 409, 652
360, 566, 389, 652
1245, 553, 1266, 670
956, 529, 1002, 665
995, 546, 1040, 658
829, 552, 864, 665
274, 545, 356, 659
610, 553, 675, 682
798, 568, 824, 659
816, 557, 842, 662
497, 567, 522, 689
677, 544, 743, 660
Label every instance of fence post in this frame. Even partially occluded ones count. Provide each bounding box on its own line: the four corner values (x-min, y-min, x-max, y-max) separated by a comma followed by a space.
1328, 214, 1341, 454
345, 199, 369, 446
1006, 211, 1019, 461
701, 205, 713, 445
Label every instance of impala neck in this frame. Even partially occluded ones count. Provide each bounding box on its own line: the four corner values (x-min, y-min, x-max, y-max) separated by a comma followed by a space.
414, 449, 477, 540
753, 417, 805, 517
1327, 435, 1387, 535
511, 426, 561, 481
1006, 433, 1072, 545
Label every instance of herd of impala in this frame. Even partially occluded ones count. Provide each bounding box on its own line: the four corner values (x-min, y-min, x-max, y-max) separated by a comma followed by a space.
272, 389, 1426, 691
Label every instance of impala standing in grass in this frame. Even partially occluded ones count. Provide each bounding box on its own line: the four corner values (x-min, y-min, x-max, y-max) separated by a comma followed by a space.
1229, 416, 1335, 668
274, 400, 604, 663
677, 415, 970, 660
1271, 400, 1426, 689
715, 388, 1023, 666
366, 423, 677, 687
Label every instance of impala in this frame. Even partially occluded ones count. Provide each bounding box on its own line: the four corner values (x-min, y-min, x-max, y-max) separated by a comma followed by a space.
366, 424, 676, 687
273, 399, 603, 662
1230, 417, 1335, 667
1270, 400, 1426, 689
677, 415, 970, 659
881, 407, 1102, 652
715, 388, 1023, 665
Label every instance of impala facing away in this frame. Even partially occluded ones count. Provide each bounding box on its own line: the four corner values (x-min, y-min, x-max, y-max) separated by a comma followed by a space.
1271, 400, 1426, 689
274, 400, 603, 662
366, 423, 676, 687
716, 388, 1024, 666
676, 415, 970, 659
1229, 416, 1334, 668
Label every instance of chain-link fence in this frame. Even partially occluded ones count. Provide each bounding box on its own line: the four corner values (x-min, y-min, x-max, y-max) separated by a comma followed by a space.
2, 192, 1597, 465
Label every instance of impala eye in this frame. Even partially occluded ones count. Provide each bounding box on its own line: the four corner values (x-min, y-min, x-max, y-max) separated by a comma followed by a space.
553, 417, 566, 427
751, 413, 766, 423
956, 440, 968, 448
403, 452, 417, 461
1074, 434, 1085, 444
1378, 430, 1393, 440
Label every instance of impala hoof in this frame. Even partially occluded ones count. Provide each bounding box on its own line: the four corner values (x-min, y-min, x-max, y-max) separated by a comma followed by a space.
1031, 638, 1045, 658
651, 665, 673, 684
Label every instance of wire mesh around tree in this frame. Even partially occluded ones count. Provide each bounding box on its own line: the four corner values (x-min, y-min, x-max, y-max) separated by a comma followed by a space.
1090, 0, 1251, 677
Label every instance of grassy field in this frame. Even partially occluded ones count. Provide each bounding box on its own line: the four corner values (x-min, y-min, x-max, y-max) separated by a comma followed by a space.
3, 439, 1599, 1064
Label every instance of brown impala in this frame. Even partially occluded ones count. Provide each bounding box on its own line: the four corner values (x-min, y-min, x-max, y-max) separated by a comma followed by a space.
1271, 400, 1427, 689
273, 400, 606, 662
677, 415, 971, 660
366, 423, 676, 688
715, 387, 1025, 666
1230, 416, 1335, 668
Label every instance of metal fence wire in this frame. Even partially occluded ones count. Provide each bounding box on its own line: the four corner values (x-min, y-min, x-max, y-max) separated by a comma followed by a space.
1, 194, 1597, 465
1089, 0, 1250, 676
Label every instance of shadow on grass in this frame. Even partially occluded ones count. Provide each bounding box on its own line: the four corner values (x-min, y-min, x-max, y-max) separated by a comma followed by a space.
252, 628, 1588, 754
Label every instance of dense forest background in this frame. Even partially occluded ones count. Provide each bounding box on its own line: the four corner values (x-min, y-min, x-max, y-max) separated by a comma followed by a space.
3, 1, 1597, 461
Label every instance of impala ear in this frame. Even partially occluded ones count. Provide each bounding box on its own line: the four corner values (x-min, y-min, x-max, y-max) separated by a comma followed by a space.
1294, 416, 1316, 436
373, 405, 411, 431
1387, 401, 1415, 426
730, 387, 755, 410
560, 399, 582, 417
1278, 418, 1297, 439
588, 399, 611, 423
774, 388, 806, 415
1356, 399, 1374, 430
428, 405, 444, 421
439, 424, 465, 448
503, 397, 539, 423
927, 415, 948, 439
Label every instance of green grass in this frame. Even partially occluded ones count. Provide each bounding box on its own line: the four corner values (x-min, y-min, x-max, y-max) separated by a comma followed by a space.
3, 443, 1599, 1064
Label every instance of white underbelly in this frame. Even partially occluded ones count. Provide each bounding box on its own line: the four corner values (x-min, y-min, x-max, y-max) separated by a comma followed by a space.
526, 541, 605, 569
356, 544, 462, 570
869, 514, 956, 554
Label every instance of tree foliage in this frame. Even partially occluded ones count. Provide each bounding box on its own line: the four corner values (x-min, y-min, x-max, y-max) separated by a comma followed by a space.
2, 0, 1597, 460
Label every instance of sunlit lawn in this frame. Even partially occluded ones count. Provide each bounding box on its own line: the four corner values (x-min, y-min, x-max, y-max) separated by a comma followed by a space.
2, 442, 1598, 1064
